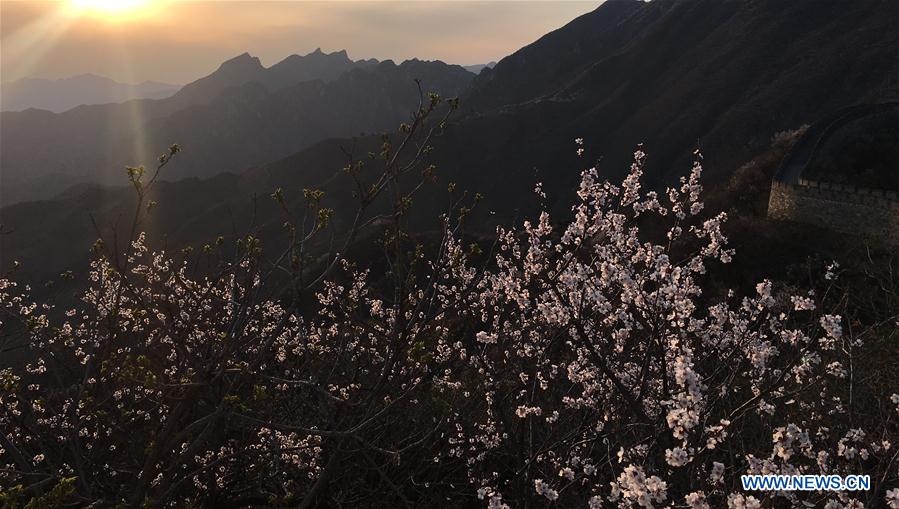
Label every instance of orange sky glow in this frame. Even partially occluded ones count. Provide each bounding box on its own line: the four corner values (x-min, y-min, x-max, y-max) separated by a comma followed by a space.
1, 1, 599, 84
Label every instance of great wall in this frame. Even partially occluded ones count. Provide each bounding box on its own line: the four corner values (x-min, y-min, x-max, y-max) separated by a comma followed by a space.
767, 102, 899, 244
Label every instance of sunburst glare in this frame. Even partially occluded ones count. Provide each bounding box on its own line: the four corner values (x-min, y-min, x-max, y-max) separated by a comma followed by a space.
68, 0, 155, 21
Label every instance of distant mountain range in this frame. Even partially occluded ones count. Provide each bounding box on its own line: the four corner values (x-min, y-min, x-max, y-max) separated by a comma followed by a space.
169, 49, 379, 109
0, 74, 180, 113
2, 0, 898, 285
1, 49, 471, 204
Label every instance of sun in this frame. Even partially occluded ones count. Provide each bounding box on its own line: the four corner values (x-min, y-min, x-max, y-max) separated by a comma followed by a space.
68, 0, 153, 20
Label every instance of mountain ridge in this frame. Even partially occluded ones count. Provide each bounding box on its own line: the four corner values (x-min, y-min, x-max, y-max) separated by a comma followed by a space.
0, 74, 181, 113
0, 56, 473, 204
167, 48, 376, 109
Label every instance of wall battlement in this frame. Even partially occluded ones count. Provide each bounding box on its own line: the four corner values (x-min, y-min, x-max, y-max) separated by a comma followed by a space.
768, 180, 899, 244
796, 178, 899, 206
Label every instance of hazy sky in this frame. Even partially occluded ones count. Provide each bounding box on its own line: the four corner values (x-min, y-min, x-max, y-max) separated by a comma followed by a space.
1, 1, 599, 84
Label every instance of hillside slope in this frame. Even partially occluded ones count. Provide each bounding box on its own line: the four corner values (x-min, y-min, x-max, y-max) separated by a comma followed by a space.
455, 0, 898, 195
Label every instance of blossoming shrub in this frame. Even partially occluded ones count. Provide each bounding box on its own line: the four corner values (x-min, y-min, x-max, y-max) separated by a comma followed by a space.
438, 149, 898, 508
1, 147, 896, 507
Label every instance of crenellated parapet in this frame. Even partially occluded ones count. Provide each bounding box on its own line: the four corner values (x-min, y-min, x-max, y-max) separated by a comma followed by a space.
768, 180, 899, 244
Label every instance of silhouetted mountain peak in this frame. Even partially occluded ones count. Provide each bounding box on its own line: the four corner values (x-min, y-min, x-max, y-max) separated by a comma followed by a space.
217, 52, 264, 73
264, 49, 361, 89
166, 52, 266, 107
275, 49, 353, 66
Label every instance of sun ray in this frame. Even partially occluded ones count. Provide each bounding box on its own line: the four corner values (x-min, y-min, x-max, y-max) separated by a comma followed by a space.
112, 37, 154, 234
68, 0, 155, 21
1, 5, 81, 83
